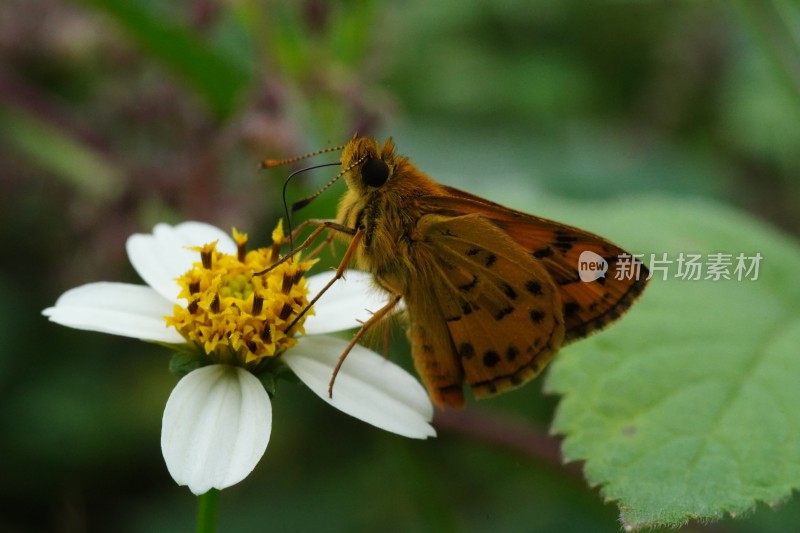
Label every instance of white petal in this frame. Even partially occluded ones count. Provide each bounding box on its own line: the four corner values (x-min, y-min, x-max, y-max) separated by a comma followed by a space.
302, 270, 405, 334
284, 335, 435, 439
161, 365, 272, 495
43, 282, 184, 343
126, 221, 236, 303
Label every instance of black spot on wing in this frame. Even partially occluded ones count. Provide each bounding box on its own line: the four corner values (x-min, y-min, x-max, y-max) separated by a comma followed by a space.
506, 346, 519, 361
555, 231, 578, 243
525, 280, 543, 295
564, 301, 581, 318
495, 306, 515, 320
501, 283, 518, 300
530, 310, 546, 324
553, 240, 573, 253
557, 274, 582, 286
483, 351, 500, 368
459, 343, 475, 359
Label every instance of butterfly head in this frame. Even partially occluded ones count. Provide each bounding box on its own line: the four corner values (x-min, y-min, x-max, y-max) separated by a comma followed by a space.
340, 134, 400, 195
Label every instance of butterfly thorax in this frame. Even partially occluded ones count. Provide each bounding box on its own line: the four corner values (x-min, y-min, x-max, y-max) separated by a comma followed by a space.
337, 136, 447, 295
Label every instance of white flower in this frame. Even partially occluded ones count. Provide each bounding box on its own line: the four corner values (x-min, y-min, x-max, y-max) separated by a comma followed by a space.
43, 221, 435, 495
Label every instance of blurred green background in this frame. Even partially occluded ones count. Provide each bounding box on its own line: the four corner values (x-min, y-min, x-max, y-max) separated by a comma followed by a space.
2, 0, 800, 531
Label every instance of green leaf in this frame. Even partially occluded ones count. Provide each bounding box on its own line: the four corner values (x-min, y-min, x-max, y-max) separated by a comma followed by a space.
0, 105, 124, 200
82, 0, 252, 119
546, 198, 800, 529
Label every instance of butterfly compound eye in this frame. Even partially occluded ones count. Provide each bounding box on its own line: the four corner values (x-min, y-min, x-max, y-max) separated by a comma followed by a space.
361, 157, 389, 187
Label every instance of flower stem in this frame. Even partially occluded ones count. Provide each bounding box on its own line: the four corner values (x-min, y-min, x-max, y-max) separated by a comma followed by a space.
195, 489, 219, 533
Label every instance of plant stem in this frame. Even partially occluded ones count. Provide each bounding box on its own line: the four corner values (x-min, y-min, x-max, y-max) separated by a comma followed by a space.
196, 489, 220, 533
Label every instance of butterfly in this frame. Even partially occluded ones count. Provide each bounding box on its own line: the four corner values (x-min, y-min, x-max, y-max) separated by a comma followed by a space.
265, 134, 649, 408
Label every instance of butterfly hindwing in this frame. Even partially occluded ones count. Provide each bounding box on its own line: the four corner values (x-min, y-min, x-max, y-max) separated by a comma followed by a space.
414, 213, 565, 401
404, 278, 467, 408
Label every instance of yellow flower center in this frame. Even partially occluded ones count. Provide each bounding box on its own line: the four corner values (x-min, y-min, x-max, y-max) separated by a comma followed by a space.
165, 223, 316, 367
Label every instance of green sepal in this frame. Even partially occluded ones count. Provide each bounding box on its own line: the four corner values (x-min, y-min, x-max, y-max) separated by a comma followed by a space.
168, 349, 203, 377
253, 359, 301, 397
257, 372, 277, 397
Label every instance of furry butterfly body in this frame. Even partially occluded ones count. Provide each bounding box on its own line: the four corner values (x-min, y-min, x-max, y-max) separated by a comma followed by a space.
325, 135, 649, 408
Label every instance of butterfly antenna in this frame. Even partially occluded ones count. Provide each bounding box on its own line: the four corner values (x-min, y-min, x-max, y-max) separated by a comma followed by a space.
262, 144, 345, 169
280, 162, 342, 249
290, 154, 368, 211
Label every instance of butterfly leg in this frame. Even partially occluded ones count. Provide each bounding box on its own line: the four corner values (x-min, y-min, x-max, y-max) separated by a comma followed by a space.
306, 229, 339, 260
287, 217, 349, 261
328, 292, 403, 398
284, 225, 365, 331
382, 319, 392, 359
286, 217, 349, 245
254, 219, 355, 277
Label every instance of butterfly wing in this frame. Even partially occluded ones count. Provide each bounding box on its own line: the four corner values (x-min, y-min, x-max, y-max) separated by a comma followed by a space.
419, 187, 649, 342
405, 286, 467, 409
406, 213, 565, 407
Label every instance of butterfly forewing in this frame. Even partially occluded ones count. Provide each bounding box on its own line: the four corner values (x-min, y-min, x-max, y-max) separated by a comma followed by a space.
419, 188, 649, 342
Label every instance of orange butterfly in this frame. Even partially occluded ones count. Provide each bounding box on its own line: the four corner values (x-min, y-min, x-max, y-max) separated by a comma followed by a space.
264, 134, 649, 408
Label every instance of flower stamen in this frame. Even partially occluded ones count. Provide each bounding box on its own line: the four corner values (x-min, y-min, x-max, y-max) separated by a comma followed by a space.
200, 245, 214, 269
233, 228, 248, 263
166, 222, 316, 367
282, 273, 294, 295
